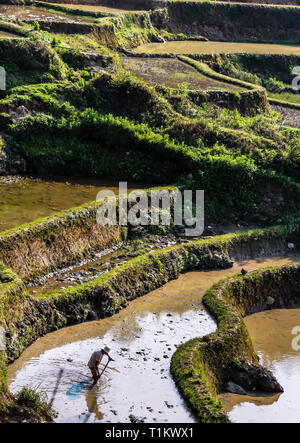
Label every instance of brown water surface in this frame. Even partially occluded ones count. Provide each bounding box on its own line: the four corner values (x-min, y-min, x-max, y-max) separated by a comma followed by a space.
220, 308, 300, 423
8, 254, 300, 423
0, 177, 145, 232
133, 41, 300, 55
0, 4, 94, 23
48, 3, 144, 14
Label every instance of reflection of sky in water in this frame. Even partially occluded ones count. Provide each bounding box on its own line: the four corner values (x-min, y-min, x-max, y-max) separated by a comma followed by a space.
222, 308, 300, 423
0, 5, 86, 23
0, 178, 143, 232
8, 256, 300, 423
9, 311, 216, 423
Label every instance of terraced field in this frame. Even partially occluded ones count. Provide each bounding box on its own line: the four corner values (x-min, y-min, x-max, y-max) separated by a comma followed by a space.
46, 2, 145, 14
270, 91, 300, 105
0, 4, 96, 23
0, 30, 21, 38
0, 0, 300, 427
180, 0, 300, 5
172, 0, 300, 5
133, 41, 300, 55
122, 57, 245, 90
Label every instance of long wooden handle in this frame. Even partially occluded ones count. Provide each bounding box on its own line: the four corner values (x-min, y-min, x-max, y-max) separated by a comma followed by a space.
99, 361, 109, 379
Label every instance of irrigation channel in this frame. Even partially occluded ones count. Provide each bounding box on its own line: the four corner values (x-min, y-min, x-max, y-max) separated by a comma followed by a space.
8, 254, 300, 423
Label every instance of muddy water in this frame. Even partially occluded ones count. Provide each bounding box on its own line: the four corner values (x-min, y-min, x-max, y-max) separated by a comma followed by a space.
0, 4, 94, 23
220, 308, 300, 423
8, 254, 300, 423
0, 177, 145, 232
133, 41, 300, 55
49, 3, 144, 14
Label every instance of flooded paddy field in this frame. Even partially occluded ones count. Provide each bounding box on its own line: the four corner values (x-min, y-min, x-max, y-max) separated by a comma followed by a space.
0, 177, 144, 232
133, 41, 300, 55
0, 4, 95, 24
122, 57, 244, 90
8, 254, 300, 423
220, 308, 300, 423
46, 3, 145, 14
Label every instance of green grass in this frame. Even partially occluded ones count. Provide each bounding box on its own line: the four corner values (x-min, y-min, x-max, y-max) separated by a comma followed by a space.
269, 91, 300, 105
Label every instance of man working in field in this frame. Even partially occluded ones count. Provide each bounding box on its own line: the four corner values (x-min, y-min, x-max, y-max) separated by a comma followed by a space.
88, 346, 114, 384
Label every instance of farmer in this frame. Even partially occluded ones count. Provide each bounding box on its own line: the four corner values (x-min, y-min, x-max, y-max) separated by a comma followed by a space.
88, 346, 114, 384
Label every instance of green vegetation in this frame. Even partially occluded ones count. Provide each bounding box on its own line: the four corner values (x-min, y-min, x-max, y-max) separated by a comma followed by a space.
16, 387, 55, 417
31, 1, 112, 19
270, 92, 300, 106
0, 0, 300, 423
194, 53, 300, 107
152, 1, 300, 42
171, 263, 300, 422
0, 53, 298, 222
0, 38, 67, 89
0, 385, 55, 422
0, 220, 299, 421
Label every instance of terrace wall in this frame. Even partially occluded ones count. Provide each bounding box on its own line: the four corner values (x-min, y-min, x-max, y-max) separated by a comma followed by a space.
152, 2, 300, 42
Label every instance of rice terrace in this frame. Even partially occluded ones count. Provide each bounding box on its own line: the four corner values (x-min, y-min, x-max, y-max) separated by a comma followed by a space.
0, 0, 300, 430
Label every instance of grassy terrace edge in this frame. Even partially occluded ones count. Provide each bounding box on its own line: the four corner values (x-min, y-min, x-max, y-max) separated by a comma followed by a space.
171, 262, 300, 422
179, 55, 270, 114
179, 56, 300, 111
0, 222, 298, 419
153, 1, 300, 42
0, 186, 178, 282
0, 223, 297, 361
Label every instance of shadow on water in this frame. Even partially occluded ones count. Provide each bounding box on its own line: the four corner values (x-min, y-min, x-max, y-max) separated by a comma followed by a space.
8, 254, 300, 423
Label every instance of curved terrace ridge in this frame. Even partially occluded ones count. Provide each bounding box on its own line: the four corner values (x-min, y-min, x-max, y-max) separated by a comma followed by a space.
171, 263, 300, 422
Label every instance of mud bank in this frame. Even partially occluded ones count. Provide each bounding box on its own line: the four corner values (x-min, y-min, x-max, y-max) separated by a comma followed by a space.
27, 235, 178, 295
39, 0, 165, 10
121, 56, 269, 116
8, 255, 299, 423
0, 4, 94, 22
219, 307, 300, 423
171, 262, 300, 422
122, 56, 245, 91
42, 2, 148, 14
0, 225, 298, 419
0, 197, 122, 282
0, 185, 175, 282
41, 0, 165, 10
0, 225, 297, 362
